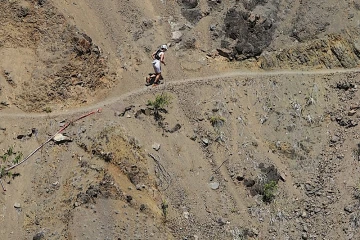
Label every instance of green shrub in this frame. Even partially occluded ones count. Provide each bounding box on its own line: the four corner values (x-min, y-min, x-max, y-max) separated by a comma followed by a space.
161, 199, 169, 221
210, 115, 226, 128
13, 152, 23, 164
43, 106, 52, 113
262, 180, 277, 203
148, 93, 172, 110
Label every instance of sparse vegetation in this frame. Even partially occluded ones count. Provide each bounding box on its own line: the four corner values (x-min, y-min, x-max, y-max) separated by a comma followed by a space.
1, 146, 14, 162
353, 144, 360, 161
291, 100, 302, 117
43, 106, 52, 113
305, 96, 316, 106
209, 115, 226, 128
13, 152, 23, 165
161, 199, 169, 221
1, 0, 360, 238
0, 167, 5, 178
147, 93, 172, 111
1, 146, 23, 166
262, 180, 278, 203
231, 227, 250, 240
353, 181, 360, 201
305, 85, 318, 107
147, 93, 172, 122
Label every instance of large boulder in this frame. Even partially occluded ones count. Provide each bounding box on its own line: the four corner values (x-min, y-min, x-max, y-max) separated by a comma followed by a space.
221, 9, 276, 60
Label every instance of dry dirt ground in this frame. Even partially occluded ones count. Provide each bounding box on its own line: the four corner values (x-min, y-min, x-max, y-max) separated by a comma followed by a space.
2, 0, 360, 240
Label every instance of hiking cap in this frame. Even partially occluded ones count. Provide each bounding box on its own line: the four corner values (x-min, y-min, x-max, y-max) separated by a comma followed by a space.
161, 44, 168, 51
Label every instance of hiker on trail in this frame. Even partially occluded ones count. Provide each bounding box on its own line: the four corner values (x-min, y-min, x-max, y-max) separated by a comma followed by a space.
146, 44, 168, 86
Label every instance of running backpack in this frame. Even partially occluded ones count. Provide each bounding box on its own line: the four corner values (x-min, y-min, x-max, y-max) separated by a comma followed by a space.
154, 49, 162, 60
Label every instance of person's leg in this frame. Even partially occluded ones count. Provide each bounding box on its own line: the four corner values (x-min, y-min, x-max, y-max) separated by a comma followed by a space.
153, 61, 161, 84
151, 62, 158, 79
154, 73, 161, 84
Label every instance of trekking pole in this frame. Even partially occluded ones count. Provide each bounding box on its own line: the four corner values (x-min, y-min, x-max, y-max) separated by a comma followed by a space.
5, 108, 101, 172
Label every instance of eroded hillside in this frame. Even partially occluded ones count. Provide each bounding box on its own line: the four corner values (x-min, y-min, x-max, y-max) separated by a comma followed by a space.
0, 0, 115, 113
1, 0, 360, 113
1, 0, 360, 240
2, 71, 360, 239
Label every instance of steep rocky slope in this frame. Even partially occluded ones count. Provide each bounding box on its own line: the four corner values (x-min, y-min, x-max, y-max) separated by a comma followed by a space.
1, 0, 360, 240
0, 0, 114, 112
2, 0, 360, 113
2, 70, 360, 239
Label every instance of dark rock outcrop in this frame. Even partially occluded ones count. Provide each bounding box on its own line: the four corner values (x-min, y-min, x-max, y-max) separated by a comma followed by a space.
221, 9, 276, 60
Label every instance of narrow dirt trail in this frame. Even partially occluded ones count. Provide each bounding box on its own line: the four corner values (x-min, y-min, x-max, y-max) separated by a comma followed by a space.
1, 68, 359, 119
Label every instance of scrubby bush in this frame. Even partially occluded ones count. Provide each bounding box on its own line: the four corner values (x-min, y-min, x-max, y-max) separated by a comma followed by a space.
262, 180, 277, 203
210, 115, 226, 128
147, 93, 172, 111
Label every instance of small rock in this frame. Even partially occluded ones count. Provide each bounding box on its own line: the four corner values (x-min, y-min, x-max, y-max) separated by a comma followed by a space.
202, 138, 209, 146
126, 195, 133, 203
302, 232, 308, 239
344, 205, 354, 213
217, 218, 226, 226
236, 175, 244, 181
171, 31, 183, 43
89, 165, 103, 172
0, 101, 9, 106
152, 143, 161, 151
125, 106, 133, 111
330, 135, 340, 143
144, 108, 151, 116
348, 110, 356, 116
249, 13, 256, 22
279, 171, 286, 182
209, 182, 220, 190
190, 135, 197, 141
32, 128, 38, 136
126, 114, 131, 118
349, 120, 358, 127
183, 211, 189, 219
244, 179, 255, 187
167, 123, 181, 133
140, 204, 146, 211
251, 228, 259, 236
17, 134, 26, 140
53, 133, 72, 143
269, 228, 276, 233
14, 203, 21, 208
33, 232, 44, 240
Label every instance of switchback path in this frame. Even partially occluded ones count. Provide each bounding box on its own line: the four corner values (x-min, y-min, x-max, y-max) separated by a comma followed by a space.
1, 68, 359, 118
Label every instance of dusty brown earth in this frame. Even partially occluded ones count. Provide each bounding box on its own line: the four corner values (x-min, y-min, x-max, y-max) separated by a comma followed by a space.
2, 0, 360, 240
